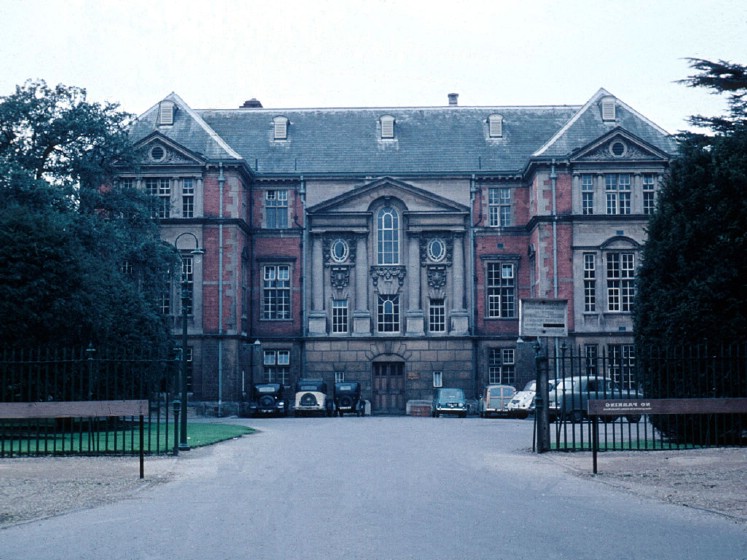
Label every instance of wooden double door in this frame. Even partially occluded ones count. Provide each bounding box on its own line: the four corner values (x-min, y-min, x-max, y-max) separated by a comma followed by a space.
372, 361, 405, 414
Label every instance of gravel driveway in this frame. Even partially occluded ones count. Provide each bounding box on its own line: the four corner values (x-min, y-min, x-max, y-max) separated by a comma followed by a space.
2, 427, 745, 529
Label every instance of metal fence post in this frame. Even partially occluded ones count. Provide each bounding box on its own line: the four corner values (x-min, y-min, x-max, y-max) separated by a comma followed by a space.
535, 340, 550, 453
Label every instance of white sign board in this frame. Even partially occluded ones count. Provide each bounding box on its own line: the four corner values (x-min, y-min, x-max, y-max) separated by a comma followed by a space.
520, 299, 568, 337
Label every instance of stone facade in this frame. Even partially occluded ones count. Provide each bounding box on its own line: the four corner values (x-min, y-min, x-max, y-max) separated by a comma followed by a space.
122, 90, 676, 413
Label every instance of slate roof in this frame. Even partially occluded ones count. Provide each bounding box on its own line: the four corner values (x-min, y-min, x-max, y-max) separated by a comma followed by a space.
129, 90, 676, 177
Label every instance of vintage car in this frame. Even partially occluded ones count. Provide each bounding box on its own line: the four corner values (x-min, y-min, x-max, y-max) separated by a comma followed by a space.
432, 387, 468, 418
547, 376, 643, 423
247, 383, 289, 417
294, 379, 333, 417
507, 379, 556, 418
478, 384, 516, 418
334, 382, 365, 417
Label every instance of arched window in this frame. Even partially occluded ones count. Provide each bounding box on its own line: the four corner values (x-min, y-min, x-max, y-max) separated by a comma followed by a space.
377, 207, 399, 264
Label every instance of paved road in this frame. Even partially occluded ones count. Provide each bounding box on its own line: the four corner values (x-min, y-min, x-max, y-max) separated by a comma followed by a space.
2, 416, 745, 559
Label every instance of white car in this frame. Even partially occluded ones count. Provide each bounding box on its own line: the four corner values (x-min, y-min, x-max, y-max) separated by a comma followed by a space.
507, 379, 556, 418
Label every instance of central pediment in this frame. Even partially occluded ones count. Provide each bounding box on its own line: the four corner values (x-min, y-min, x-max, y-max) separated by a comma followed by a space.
308, 177, 469, 216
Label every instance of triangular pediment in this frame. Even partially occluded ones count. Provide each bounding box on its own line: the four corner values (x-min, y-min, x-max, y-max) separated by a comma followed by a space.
135, 132, 207, 167
309, 177, 469, 215
570, 128, 670, 163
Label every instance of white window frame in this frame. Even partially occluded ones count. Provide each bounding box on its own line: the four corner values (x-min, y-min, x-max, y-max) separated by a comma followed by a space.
606, 252, 635, 313
262, 264, 291, 320
377, 207, 400, 265
601, 97, 616, 121
432, 371, 443, 388
429, 298, 446, 333
273, 116, 288, 140
486, 262, 516, 318
488, 187, 511, 227
265, 190, 289, 229
581, 174, 594, 215
583, 253, 596, 313
488, 114, 503, 138
158, 101, 175, 126
377, 294, 400, 333
332, 298, 349, 334
380, 115, 395, 139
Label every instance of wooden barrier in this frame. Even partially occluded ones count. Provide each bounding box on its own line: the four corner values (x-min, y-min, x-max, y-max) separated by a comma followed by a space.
587, 398, 747, 474
0, 400, 149, 478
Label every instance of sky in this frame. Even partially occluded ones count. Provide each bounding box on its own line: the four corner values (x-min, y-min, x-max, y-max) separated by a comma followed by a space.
1, 0, 746, 134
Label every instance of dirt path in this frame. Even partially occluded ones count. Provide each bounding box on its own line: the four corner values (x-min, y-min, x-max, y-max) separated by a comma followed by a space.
545, 447, 747, 524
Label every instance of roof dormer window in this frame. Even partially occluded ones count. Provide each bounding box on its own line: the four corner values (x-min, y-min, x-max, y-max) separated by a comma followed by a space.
158, 101, 175, 126
601, 96, 616, 122
273, 116, 289, 140
380, 115, 395, 139
488, 114, 503, 138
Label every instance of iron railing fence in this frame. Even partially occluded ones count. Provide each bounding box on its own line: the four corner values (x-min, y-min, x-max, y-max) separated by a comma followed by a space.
0, 346, 179, 457
540, 343, 747, 451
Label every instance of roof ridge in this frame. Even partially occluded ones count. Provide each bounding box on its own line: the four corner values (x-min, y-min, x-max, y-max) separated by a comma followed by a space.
532, 88, 612, 157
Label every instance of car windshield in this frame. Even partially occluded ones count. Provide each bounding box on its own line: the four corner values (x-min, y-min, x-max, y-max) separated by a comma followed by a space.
489, 387, 509, 397
439, 389, 464, 400
337, 384, 356, 391
523, 380, 536, 391
299, 384, 322, 391
256, 386, 277, 393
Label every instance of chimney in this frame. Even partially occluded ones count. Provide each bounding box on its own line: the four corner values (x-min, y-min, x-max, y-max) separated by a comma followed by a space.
241, 98, 263, 108
448, 93, 459, 106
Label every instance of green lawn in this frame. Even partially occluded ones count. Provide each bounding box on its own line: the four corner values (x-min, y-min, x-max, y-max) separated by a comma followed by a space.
0, 422, 255, 455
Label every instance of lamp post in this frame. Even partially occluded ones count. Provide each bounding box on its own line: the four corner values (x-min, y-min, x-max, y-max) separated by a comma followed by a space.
174, 232, 204, 451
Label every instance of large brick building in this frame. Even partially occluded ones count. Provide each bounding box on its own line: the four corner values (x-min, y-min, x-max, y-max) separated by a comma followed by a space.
124, 89, 676, 414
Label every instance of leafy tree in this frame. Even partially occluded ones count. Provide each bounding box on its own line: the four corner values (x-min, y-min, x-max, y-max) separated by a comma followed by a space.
634, 60, 747, 443
0, 80, 175, 355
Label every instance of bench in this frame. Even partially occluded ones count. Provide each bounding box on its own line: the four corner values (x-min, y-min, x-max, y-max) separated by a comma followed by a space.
0, 400, 149, 478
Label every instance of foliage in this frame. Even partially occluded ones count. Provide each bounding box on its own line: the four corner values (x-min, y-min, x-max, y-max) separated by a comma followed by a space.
635, 60, 747, 443
635, 59, 747, 347
0, 80, 175, 351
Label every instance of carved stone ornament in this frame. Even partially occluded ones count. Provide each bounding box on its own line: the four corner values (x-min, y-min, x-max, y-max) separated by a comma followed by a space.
330, 266, 351, 289
323, 236, 357, 264
426, 265, 448, 289
370, 266, 407, 295
420, 236, 453, 265
582, 140, 650, 161
144, 143, 193, 165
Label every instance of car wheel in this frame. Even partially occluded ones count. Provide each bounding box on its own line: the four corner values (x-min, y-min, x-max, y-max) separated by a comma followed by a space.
571, 410, 585, 423
626, 414, 641, 423
602, 415, 618, 423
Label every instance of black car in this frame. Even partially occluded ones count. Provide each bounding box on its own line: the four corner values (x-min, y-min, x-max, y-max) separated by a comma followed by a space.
334, 382, 365, 417
247, 383, 289, 417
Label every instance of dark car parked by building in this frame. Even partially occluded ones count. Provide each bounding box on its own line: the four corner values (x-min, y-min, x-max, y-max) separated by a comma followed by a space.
334, 382, 365, 417
246, 383, 289, 417
548, 376, 643, 423
432, 387, 468, 418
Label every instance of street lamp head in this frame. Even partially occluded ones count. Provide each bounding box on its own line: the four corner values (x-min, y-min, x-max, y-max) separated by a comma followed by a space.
174, 231, 204, 256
